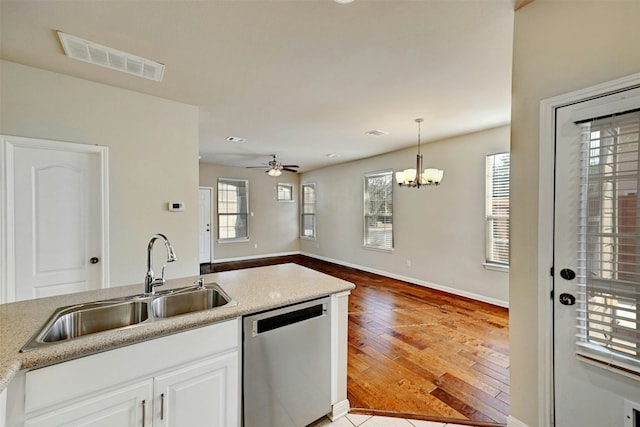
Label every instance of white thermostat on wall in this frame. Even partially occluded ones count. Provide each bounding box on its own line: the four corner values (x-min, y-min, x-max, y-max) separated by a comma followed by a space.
168, 202, 184, 212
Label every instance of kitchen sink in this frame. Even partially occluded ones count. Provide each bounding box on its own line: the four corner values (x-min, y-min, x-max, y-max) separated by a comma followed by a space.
151, 283, 235, 318
21, 300, 149, 351
41, 300, 149, 342
21, 282, 236, 351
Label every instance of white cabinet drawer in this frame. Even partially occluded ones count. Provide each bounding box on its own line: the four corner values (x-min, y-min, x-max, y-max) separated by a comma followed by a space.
25, 319, 239, 413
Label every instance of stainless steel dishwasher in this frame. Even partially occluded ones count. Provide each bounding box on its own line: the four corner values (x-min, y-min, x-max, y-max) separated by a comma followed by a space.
243, 297, 331, 427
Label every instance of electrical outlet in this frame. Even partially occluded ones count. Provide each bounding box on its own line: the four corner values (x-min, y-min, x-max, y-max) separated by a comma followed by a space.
406, 260, 412, 267
254, 243, 258, 249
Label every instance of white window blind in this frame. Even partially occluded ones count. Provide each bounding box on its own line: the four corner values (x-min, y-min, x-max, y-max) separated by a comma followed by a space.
364, 170, 393, 250
485, 153, 510, 266
577, 110, 640, 371
217, 178, 249, 241
301, 183, 316, 238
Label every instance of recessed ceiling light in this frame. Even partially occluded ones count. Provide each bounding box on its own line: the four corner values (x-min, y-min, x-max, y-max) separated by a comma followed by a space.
365, 129, 389, 137
57, 31, 165, 82
226, 136, 247, 144
333, 0, 354, 4
325, 153, 338, 158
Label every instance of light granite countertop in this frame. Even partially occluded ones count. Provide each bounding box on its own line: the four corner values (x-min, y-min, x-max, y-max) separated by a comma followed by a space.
0, 263, 355, 394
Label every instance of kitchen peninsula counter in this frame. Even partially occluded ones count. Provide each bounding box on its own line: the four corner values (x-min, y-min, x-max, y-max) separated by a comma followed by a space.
0, 263, 355, 394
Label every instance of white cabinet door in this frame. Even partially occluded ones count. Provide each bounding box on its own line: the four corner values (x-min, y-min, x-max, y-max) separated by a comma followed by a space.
154, 352, 239, 427
24, 380, 152, 427
0, 387, 7, 427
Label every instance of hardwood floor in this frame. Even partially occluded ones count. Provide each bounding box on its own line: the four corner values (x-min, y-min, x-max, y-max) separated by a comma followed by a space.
201, 255, 510, 426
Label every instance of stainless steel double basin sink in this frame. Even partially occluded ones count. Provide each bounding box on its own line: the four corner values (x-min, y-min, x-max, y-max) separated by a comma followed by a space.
21, 282, 236, 351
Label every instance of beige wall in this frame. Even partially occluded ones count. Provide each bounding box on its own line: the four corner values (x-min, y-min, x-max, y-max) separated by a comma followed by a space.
0, 60, 200, 287
199, 163, 300, 260
301, 125, 510, 306
510, 1, 640, 426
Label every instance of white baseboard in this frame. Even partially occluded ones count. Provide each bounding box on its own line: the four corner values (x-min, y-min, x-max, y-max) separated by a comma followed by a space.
507, 415, 529, 427
212, 251, 299, 264
301, 252, 509, 308
329, 399, 350, 421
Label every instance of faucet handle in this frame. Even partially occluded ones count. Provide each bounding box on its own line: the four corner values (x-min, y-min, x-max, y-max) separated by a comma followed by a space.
194, 277, 205, 289
151, 265, 168, 289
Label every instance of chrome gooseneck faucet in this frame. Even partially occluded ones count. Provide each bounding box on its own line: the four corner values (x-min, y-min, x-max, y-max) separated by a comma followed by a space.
144, 233, 177, 295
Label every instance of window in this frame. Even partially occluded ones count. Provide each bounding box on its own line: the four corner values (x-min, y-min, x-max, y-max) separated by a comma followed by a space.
364, 170, 393, 251
485, 153, 510, 268
301, 183, 316, 238
578, 110, 640, 369
277, 183, 294, 202
217, 178, 248, 241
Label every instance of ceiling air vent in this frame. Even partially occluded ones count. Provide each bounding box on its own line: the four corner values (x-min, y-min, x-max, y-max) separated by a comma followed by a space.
365, 129, 389, 137
57, 31, 165, 82
226, 136, 247, 144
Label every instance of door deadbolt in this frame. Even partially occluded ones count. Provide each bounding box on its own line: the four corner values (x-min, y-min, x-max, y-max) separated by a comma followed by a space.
560, 268, 576, 280
90, 257, 100, 264
559, 293, 576, 306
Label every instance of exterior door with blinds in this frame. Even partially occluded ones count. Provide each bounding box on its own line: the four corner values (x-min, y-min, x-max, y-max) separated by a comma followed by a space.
553, 88, 640, 426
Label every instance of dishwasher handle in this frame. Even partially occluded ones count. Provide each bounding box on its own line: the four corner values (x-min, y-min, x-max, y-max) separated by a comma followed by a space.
251, 302, 327, 337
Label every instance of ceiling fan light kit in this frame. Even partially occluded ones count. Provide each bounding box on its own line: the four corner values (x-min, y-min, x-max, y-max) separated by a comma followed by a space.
267, 168, 282, 177
396, 118, 444, 188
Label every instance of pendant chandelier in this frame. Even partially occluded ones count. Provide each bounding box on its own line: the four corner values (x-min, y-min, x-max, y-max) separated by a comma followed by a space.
395, 118, 444, 188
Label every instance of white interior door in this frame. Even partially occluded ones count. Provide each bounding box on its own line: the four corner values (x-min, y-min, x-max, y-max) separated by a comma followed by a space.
553, 88, 640, 426
1, 136, 108, 302
199, 187, 213, 264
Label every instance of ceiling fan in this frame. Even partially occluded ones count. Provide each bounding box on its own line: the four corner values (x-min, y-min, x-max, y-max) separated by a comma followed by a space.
247, 154, 299, 176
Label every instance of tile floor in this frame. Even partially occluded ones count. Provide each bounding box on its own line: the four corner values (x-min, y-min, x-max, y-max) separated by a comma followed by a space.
312, 414, 474, 427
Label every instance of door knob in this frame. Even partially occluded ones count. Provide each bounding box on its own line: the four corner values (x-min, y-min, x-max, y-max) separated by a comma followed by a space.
90, 257, 100, 264
560, 268, 576, 280
559, 293, 576, 306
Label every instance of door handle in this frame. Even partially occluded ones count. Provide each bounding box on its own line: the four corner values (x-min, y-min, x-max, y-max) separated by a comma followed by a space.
559, 293, 576, 306
90, 257, 100, 264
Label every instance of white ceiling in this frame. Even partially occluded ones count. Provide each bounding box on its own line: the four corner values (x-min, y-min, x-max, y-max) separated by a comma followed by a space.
0, 0, 514, 172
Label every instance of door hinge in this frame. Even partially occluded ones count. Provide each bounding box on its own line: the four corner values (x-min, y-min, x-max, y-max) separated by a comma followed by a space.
550, 289, 554, 300
550, 266, 554, 277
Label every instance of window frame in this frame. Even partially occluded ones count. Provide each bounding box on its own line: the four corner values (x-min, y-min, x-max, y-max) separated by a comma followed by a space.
217, 178, 249, 243
277, 182, 294, 202
485, 152, 511, 271
363, 169, 394, 252
300, 183, 316, 239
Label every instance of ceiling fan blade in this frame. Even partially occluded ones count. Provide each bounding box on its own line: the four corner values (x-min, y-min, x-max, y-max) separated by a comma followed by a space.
281, 164, 299, 168
282, 168, 299, 173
